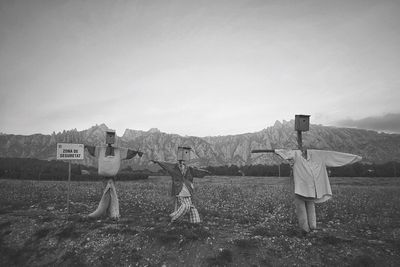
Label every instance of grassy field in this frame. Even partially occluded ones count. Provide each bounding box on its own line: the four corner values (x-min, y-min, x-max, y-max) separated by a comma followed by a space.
0, 176, 400, 266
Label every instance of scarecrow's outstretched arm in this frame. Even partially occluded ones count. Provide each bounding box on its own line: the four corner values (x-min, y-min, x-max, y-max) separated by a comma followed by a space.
151, 160, 176, 174
313, 150, 362, 167
125, 149, 144, 160
251, 149, 276, 153
252, 149, 296, 160
252, 149, 296, 166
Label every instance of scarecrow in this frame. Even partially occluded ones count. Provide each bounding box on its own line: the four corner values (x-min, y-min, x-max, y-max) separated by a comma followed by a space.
85, 130, 143, 219
252, 115, 362, 233
273, 148, 362, 232
152, 146, 210, 224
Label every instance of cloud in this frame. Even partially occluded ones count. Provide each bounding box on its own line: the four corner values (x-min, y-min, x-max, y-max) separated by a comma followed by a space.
335, 113, 400, 133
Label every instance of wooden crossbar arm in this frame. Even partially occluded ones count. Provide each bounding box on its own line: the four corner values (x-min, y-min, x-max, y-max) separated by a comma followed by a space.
251, 149, 275, 153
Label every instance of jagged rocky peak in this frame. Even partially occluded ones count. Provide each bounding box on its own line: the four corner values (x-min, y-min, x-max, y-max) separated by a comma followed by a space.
122, 129, 146, 139
272, 120, 285, 129
95, 123, 109, 131
85, 123, 110, 134
80, 123, 112, 144
273, 120, 282, 127
148, 128, 161, 133
1, 121, 400, 166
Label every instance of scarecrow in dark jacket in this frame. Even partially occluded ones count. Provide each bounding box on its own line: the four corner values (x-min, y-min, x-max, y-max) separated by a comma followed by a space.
152, 146, 210, 224
85, 130, 143, 219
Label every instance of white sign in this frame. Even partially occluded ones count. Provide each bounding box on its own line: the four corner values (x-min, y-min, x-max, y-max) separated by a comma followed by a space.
57, 143, 84, 160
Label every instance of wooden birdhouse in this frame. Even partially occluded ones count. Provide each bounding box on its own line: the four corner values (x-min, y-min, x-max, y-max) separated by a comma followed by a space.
105, 130, 116, 145
177, 146, 191, 161
295, 115, 310, 132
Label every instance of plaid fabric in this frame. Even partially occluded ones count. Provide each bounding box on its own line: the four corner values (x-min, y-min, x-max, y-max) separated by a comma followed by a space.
188, 205, 201, 224
153, 161, 208, 197
174, 197, 178, 212
170, 197, 201, 224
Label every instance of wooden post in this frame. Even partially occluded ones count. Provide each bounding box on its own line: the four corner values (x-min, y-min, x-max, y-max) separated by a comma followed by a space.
67, 161, 71, 214
297, 130, 303, 150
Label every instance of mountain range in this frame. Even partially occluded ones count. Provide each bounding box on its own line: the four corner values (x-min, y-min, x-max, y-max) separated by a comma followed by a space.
1, 120, 400, 170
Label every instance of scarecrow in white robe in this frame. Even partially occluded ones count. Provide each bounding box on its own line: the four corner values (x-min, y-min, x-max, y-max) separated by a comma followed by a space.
274, 149, 362, 233
152, 146, 210, 224
85, 130, 143, 219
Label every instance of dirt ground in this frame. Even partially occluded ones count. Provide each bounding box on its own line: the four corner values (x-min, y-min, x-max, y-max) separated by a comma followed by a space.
1, 176, 400, 266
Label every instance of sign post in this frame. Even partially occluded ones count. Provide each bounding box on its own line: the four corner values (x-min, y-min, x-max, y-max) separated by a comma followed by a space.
57, 143, 84, 214
67, 161, 71, 213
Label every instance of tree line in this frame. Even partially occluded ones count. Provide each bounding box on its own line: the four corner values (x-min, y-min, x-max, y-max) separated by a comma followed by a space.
0, 158, 149, 181
0, 157, 399, 181
206, 162, 400, 177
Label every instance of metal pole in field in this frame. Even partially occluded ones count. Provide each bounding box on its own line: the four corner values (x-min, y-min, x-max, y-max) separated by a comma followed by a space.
278, 164, 281, 177
67, 161, 71, 214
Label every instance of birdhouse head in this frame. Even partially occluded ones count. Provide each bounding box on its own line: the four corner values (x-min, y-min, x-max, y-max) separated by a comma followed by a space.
177, 146, 191, 162
295, 114, 310, 132
105, 130, 116, 145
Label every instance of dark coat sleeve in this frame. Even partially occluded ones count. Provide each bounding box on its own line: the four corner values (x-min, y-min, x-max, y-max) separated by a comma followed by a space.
152, 161, 177, 173
126, 149, 144, 160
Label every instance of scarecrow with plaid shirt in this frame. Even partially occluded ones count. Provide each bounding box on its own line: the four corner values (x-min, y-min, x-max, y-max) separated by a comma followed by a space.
152, 146, 210, 224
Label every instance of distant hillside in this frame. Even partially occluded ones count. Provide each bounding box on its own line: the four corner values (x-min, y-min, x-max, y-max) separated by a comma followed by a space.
1, 120, 400, 169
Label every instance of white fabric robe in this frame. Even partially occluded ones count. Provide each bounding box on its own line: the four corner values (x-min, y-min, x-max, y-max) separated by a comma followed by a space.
275, 149, 362, 203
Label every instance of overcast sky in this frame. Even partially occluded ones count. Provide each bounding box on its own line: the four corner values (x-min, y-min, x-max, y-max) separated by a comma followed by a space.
1, 0, 399, 136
